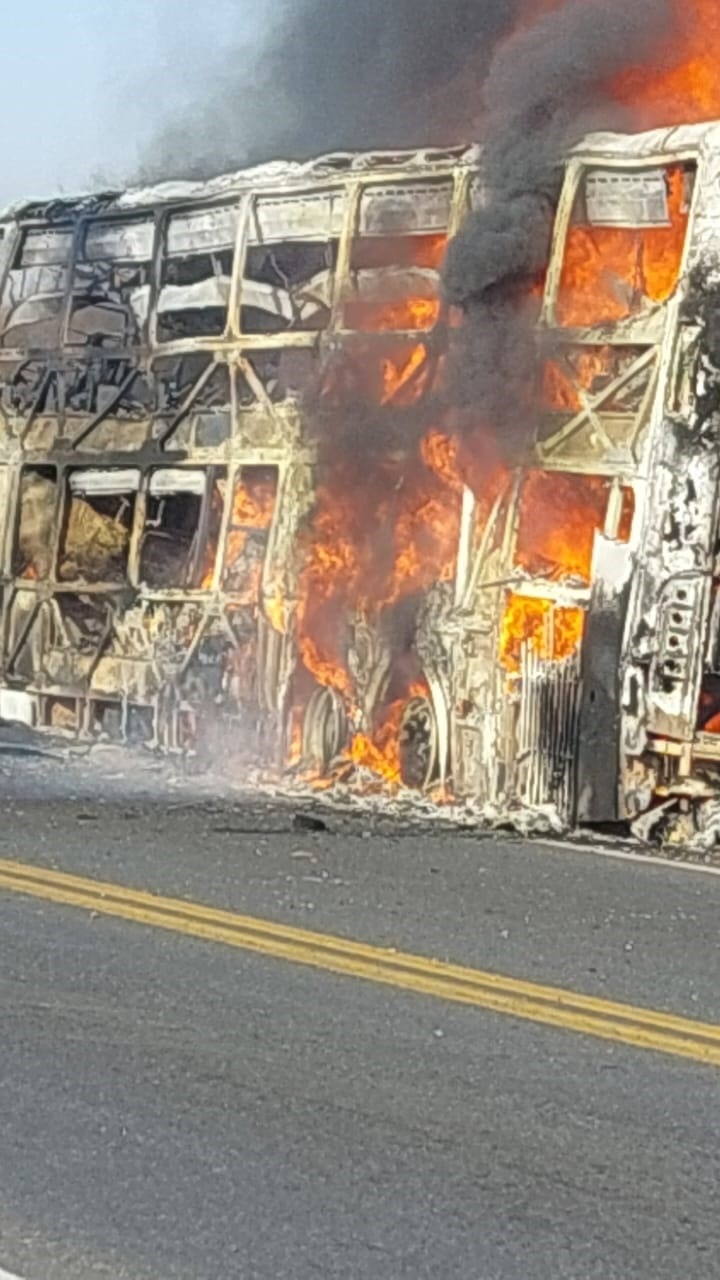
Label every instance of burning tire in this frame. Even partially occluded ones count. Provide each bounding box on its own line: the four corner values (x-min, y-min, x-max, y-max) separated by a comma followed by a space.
399, 694, 439, 790
302, 687, 348, 771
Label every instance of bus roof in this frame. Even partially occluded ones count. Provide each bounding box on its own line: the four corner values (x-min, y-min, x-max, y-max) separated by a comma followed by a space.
4, 120, 720, 225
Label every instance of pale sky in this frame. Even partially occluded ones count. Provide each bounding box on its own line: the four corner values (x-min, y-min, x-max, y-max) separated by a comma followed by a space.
0, 0, 273, 205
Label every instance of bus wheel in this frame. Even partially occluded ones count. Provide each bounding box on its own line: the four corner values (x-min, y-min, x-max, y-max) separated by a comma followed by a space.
302, 687, 348, 772
399, 695, 439, 790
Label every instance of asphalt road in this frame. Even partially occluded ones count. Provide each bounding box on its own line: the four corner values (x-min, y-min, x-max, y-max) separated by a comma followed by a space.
0, 751, 719, 1279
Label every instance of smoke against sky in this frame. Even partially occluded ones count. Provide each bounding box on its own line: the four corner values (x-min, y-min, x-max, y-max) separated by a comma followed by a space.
140, 0, 694, 184
141, 0, 523, 179
0, 0, 697, 203
0, 0, 271, 204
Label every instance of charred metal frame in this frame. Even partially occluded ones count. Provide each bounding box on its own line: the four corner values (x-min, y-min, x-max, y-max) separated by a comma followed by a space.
0, 146, 476, 754
450, 122, 720, 825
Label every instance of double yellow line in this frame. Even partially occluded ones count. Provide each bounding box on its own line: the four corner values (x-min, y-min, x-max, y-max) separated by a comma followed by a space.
0, 855, 718, 1067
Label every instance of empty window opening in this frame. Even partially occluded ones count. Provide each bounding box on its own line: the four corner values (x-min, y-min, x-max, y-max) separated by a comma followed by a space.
556, 163, 696, 328
514, 472, 634, 585
542, 344, 654, 415
239, 348, 319, 407
241, 192, 344, 335
54, 594, 111, 654
1, 357, 60, 417
538, 343, 657, 458
58, 469, 138, 583
155, 353, 229, 413
153, 355, 231, 447
67, 217, 154, 349
222, 466, 279, 599
343, 182, 451, 333
87, 700, 125, 740
42, 697, 80, 733
64, 356, 152, 419
0, 226, 72, 350
139, 469, 216, 589
500, 595, 585, 672
198, 473, 230, 589
157, 206, 237, 343
13, 465, 58, 580
322, 337, 437, 408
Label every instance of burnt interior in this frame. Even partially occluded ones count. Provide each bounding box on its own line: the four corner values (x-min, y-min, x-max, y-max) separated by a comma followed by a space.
157, 206, 237, 343
67, 217, 154, 349
222, 465, 279, 596
0, 227, 72, 350
13, 465, 58, 580
58, 473, 137, 584
240, 193, 343, 334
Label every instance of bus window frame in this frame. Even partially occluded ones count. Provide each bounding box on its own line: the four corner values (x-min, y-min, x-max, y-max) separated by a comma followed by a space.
540, 150, 702, 331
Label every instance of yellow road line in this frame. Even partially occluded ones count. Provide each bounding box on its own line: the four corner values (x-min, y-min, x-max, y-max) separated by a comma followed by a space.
0, 855, 718, 1067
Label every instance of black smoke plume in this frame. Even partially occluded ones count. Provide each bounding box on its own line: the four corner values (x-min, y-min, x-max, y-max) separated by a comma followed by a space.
141, 0, 523, 180
443, 0, 679, 455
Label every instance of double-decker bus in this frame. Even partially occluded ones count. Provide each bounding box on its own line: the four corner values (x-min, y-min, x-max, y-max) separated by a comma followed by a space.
3, 123, 718, 830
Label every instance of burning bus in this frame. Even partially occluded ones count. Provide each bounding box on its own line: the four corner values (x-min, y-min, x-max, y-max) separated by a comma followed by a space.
1, 119, 720, 833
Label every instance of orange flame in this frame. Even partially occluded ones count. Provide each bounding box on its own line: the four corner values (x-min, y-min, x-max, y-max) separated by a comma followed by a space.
522, 0, 720, 129
381, 343, 431, 404
294, 419, 462, 779
348, 297, 441, 335
613, 0, 720, 129
202, 471, 277, 592
344, 233, 446, 334
557, 165, 691, 329
500, 595, 585, 672
543, 347, 615, 413
292, 0, 720, 779
346, 680, 429, 787
421, 430, 464, 492
299, 635, 353, 700
498, 472, 634, 670
515, 472, 632, 583
349, 723, 402, 786
265, 594, 287, 634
